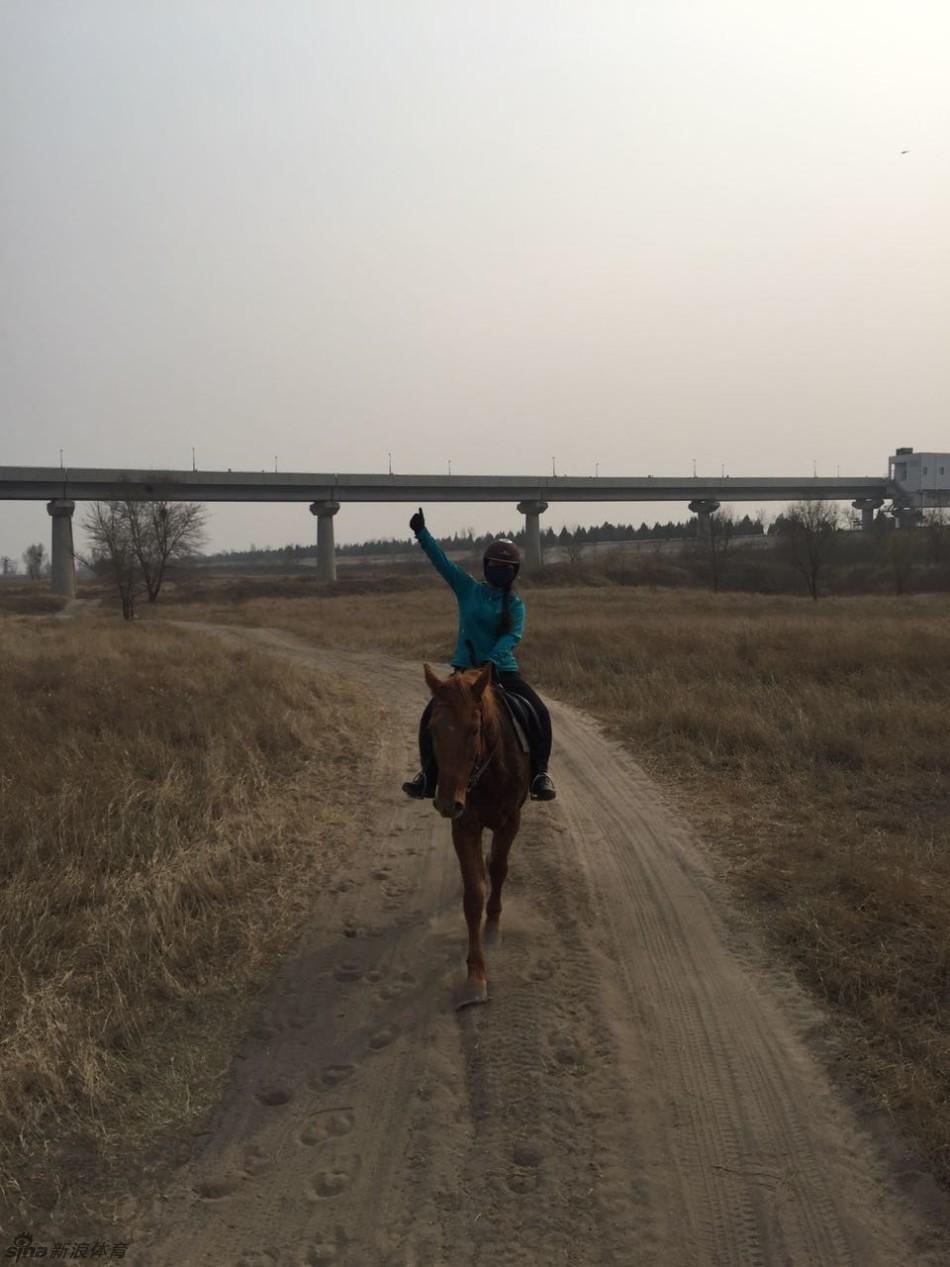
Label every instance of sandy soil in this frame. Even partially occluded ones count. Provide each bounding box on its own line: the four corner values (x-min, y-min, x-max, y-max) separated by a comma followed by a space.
132, 625, 948, 1267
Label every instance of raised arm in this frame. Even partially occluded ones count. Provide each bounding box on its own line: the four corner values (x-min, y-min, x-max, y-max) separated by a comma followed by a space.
410, 509, 474, 597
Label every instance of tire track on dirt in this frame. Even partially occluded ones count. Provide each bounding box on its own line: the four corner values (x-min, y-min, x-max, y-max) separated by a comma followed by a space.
134, 625, 947, 1267
551, 702, 941, 1266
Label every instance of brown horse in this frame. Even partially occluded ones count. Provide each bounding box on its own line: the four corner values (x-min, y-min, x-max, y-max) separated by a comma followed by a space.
423, 662, 530, 1007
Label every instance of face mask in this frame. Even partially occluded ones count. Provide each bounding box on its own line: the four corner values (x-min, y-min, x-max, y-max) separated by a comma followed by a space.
485, 562, 516, 589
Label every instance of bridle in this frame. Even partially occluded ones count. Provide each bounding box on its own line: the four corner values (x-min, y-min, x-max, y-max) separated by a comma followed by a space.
453, 651, 499, 792
467, 700, 497, 792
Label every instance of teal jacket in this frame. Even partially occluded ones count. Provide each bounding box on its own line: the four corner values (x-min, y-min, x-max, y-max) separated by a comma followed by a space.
418, 528, 525, 672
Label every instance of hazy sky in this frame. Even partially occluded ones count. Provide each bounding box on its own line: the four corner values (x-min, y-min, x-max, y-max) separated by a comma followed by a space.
2, 0, 948, 557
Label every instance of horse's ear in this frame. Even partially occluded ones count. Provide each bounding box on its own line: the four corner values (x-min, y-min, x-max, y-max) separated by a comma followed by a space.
471, 661, 493, 700
424, 663, 444, 695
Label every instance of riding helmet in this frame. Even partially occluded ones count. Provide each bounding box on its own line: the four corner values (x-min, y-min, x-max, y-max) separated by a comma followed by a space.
483, 538, 520, 584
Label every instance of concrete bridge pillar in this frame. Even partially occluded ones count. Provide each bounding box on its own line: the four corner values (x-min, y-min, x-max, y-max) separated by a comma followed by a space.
310, 500, 340, 583
46, 499, 76, 597
517, 500, 548, 570
688, 498, 721, 540
890, 499, 920, 530
852, 497, 884, 531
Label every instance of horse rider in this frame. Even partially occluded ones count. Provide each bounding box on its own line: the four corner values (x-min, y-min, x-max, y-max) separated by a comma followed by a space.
402, 508, 556, 802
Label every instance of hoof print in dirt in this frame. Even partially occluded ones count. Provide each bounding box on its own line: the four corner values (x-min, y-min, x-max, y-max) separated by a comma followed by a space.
312, 1168, 352, 1199
193, 1175, 240, 1200
369, 1023, 400, 1050
304, 1245, 340, 1265
300, 1109, 355, 1147
334, 962, 363, 982
256, 1086, 293, 1107
314, 1063, 357, 1088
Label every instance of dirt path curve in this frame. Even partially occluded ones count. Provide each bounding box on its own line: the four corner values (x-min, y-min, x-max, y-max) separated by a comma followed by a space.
139, 624, 947, 1267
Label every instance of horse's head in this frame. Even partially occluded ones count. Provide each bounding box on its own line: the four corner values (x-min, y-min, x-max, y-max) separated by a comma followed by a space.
423, 662, 494, 819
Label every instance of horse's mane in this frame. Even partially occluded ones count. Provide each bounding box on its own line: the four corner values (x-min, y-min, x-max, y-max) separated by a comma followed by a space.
454, 669, 500, 716
436, 670, 503, 738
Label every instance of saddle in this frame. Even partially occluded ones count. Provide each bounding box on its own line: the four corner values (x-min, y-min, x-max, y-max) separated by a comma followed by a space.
494, 683, 542, 763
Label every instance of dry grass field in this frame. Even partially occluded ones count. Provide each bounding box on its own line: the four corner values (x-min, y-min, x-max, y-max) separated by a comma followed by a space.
0, 615, 377, 1226
0, 582, 70, 616
162, 581, 950, 1184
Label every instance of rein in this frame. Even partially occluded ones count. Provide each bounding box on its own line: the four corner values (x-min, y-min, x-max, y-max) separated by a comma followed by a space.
467, 697, 498, 792
467, 745, 495, 791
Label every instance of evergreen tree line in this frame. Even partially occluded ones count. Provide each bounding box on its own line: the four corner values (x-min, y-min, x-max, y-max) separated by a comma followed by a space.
207, 515, 766, 563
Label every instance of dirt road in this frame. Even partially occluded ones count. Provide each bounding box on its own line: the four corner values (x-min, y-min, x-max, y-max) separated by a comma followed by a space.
139, 626, 947, 1266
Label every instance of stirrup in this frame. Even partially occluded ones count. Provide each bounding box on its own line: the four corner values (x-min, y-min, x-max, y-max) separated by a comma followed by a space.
402, 771, 435, 800
530, 772, 557, 801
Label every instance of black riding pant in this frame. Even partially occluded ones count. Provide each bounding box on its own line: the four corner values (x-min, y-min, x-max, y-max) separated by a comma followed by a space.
418, 671, 553, 775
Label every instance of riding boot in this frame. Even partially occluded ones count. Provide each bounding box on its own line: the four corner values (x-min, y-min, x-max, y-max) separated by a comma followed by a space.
530, 770, 557, 801
402, 764, 437, 799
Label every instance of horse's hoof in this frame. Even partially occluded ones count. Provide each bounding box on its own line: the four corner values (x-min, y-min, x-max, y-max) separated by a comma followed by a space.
483, 920, 502, 946
455, 979, 489, 1010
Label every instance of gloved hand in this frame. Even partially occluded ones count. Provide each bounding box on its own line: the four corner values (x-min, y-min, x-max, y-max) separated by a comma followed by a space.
409, 507, 426, 536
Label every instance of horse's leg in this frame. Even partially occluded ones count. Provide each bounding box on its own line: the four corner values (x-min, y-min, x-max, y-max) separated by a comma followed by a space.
452, 818, 488, 1008
484, 811, 519, 944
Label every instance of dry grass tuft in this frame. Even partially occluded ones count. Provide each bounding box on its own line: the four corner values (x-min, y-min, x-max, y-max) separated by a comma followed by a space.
162, 582, 950, 1182
0, 584, 70, 616
0, 616, 376, 1223
157, 585, 456, 662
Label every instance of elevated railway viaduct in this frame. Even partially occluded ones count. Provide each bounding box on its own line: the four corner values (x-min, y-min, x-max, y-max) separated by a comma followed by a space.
1, 449, 945, 593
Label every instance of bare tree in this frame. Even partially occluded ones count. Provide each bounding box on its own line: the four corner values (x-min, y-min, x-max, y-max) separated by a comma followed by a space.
0, 556, 18, 577
564, 525, 584, 566
706, 509, 735, 592
640, 538, 667, 590
923, 506, 949, 566
690, 509, 735, 592
81, 502, 143, 619
885, 529, 918, 595
779, 501, 840, 600
80, 500, 206, 615
125, 501, 206, 601
22, 543, 47, 580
